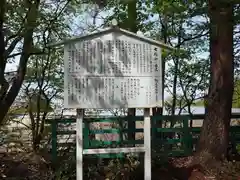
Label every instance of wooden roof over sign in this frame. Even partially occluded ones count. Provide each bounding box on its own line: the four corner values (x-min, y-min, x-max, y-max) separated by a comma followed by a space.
48, 26, 174, 50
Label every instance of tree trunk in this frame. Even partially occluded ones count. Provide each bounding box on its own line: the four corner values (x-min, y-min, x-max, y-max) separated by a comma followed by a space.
0, 0, 8, 104
0, 0, 40, 124
197, 0, 234, 160
127, 0, 137, 145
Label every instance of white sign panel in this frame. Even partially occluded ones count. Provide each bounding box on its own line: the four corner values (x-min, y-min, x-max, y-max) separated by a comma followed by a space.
64, 32, 162, 108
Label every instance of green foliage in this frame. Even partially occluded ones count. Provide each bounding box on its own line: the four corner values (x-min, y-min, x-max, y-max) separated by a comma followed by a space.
93, 0, 212, 116
151, 0, 209, 114
233, 80, 240, 108
0, 0, 90, 148
0, 0, 83, 123
195, 79, 240, 108
103, 0, 150, 32
15, 0, 75, 115
237, 144, 240, 153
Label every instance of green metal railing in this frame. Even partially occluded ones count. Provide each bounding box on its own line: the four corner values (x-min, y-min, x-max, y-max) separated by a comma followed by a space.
46, 115, 240, 162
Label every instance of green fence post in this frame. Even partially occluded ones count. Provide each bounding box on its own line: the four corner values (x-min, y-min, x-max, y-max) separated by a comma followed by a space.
128, 110, 136, 147
51, 120, 57, 163
188, 116, 194, 151
151, 115, 156, 146
83, 121, 90, 149
183, 117, 191, 155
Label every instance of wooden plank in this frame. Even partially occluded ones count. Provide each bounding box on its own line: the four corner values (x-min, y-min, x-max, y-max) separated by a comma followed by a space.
76, 109, 84, 180
57, 138, 182, 149
46, 118, 76, 124
55, 126, 216, 135
85, 116, 144, 122
144, 108, 151, 180
55, 126, 214, 135
90, 128, 143, 134
96, 153, 124, 159
89, 140, 121, 147
83, 147, 145, 154
151, 115, 190, 121
191, 127, 201, 132
230, 126, 240, 132
87, 138, 182, 148
57, 130, 76, 135
89, 129, 121, 134
155, 127, 184, 132
45, 113, 240, 124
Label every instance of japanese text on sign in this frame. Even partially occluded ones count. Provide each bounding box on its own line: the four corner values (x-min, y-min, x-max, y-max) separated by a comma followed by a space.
64, 33, 162, 108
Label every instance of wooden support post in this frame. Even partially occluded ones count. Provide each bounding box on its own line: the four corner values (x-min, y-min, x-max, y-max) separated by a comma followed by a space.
144, 108, 151, 180
152, 107, 163, 139
76, 109, 84, 180
127, 108, 136, 146
183, 117, 191, 155
78, 108, 149, 179
51, 120, 57, 163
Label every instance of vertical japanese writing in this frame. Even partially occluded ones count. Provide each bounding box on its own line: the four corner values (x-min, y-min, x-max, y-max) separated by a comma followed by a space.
77, 77, 81, 101
142, 44, 146, 73
111, 78, 115, 103
98, 80, 101, 100
133, 44, 136, 69
71, 50, 75, 72
127, 78, 130, 100
122, 42, 126, 74
124, 81, 127, 101
154, 78, 159, 101
133, 78, 137, 99
136, 44, 140, 73
130, 78, 134, 99
107, 40, 112, 74
102, 78, 108, 101
127, 42, 131, 75
67, 44, 72, 72
120, 81, 124, 101
137, 79, 140, 96
77, 47, 81, 71
154, 47, 159, 72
